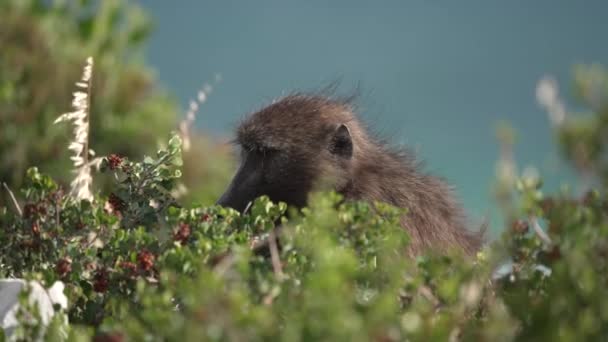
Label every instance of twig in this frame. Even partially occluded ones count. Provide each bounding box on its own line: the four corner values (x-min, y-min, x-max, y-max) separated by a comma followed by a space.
268, 229, 284, 280
531, 216, 552, 245
213, 226, 285, 277
418, 285, 441, 310
250, 226, 284, 251
243, 201, 253, 215
2, 182, 22, 217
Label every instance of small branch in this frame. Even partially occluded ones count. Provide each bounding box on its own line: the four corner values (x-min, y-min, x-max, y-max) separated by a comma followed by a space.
250, 226, 284, 251
213, 226, 284, 277
418, 285, 441, 310
531, 216, 552, 245
268, 229, 284, 280
243, 201, 253, 215
211, 224, 287, 284
2, 182, 22, 217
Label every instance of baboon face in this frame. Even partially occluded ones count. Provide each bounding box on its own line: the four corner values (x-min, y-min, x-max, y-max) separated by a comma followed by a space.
217, 97, 354, 212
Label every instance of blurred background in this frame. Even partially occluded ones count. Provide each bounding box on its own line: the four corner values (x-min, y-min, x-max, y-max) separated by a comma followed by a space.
2, 0, 607, 233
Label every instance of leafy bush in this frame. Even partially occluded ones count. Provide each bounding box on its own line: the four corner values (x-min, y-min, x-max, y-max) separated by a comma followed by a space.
0, 0, 233, 207
1, 5, 607, 339
2, 69, 608, 339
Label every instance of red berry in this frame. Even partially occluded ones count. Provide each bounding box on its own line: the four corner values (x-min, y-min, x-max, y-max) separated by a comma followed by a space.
108, 193, 126, 212
23, 203, 37, 219
31, 222, 41, 236
36, 205, 47, 216
137, 250, 155, 272
107, 154, 123, 170
93, 269, 109, 293
174, 222, 191, 244
119, 261, 137, 276
55, 258, 72, 277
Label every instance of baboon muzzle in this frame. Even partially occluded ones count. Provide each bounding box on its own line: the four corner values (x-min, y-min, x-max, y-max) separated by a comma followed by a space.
216, 154, 262, 213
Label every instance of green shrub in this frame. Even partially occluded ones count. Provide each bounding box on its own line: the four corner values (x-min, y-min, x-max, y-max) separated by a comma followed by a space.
1, 119, 606, 341
0, 0, 233, 207
1, 6, 607, 339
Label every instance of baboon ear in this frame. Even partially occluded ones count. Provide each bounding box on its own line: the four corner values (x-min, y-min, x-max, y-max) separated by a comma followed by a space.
330, 124, 353, 158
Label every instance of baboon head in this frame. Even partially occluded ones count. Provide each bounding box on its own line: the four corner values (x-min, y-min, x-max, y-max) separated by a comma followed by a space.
217, 95, 359, 212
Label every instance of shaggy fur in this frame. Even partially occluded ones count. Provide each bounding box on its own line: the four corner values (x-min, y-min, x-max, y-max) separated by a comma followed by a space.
233, 94, 483, 256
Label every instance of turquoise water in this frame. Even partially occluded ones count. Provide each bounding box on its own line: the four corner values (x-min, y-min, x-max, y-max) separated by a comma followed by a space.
143, 1, 607, 233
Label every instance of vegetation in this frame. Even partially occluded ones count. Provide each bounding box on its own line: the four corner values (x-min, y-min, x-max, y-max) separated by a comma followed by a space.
1, 1, 608, 341
0, 0, 232, 207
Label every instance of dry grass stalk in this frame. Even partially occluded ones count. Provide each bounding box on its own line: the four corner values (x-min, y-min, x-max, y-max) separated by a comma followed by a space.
2, 182, 22, 216
54, 57, 101, 201
178, 74, 221, 152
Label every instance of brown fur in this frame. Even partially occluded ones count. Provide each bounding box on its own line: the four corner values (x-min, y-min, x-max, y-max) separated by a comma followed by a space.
233, 94, 483, 256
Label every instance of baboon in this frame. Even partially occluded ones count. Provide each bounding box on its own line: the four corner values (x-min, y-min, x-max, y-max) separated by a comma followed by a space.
217, 94, 483, 256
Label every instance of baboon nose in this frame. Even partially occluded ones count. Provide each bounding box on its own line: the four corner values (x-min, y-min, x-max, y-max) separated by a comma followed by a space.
215, 195, 231, 209
216, 192, 244, 213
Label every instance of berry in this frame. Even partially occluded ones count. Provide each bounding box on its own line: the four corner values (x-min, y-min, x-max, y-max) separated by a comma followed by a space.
23, 203, 38, 219
93, 269, 109, 293
107, 154, 123, 170
174, 222, 191, 244
31, 222, 41, 236
108, 193, 126, 212
55, 258, 72, 277
137, 250, 155, 272
119, 261, 137, 276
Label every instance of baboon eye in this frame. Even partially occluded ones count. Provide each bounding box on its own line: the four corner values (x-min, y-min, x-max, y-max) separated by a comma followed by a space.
257, 145, 280, 157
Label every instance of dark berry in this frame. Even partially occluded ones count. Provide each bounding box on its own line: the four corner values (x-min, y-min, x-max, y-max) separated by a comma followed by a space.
107, 154, 123, 170
137, 250, 155, 272
55, 258, 72, 277
174, 222, 191, 244
93, 269, 109, 293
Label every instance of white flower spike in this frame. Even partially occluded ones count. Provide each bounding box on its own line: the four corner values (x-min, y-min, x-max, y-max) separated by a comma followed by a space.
54, 56, 100, 201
